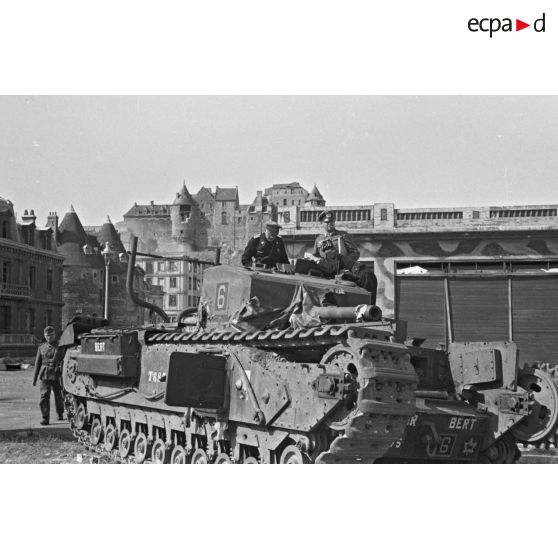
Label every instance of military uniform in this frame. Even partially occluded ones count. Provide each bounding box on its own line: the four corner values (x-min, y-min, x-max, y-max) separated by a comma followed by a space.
312, 211, 377, 303
312, 229, 360, 276
33, 340, 64, 424
242, 233, 290, 268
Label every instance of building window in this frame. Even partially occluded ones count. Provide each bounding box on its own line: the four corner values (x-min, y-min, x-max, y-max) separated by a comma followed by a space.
26, 308, 36, 332
380, 208, 388, 221
145, 262, 153, 274
221, 211, 228, 225
0, 306, 12, 331
169, 295, 177, 307
157, 261, 165, 272
188, 277, 192, 290
168, 260, 177, 272
283, 199, 287, 206
111, 275, 118, 283
170, 277, 177, 288
2, 261, 12, 283
473, 210, 480, 219
45, 309, 53, 327
1, 221, 9, 239
46, 269, 53, 291
29, 266, 36, 288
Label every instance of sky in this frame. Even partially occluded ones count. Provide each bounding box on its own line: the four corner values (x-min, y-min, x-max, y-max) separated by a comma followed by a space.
1, 95, 558, 226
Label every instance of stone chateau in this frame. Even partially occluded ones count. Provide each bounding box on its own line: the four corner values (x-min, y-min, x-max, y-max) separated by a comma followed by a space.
116, 181, 326, 321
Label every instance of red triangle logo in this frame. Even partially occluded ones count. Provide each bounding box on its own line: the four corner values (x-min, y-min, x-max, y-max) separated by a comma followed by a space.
516, 19, 530, 31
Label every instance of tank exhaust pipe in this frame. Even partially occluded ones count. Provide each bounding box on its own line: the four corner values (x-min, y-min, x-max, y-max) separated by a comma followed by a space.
127, 235, 170, 322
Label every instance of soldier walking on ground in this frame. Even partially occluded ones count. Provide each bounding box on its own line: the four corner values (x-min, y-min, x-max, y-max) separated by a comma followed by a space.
241, 221, 292, 270
311, 211, 378, 303
32, 326, 65, 426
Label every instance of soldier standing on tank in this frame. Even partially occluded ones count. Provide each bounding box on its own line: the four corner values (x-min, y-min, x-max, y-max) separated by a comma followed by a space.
32, 326, 65, 425
241, 222, 292, 270
312, 211, 378, 303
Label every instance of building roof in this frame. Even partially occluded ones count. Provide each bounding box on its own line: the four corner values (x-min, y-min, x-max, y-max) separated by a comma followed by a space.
57, 206, 104, 266
123, 203, 170, 218
173, 183, 195, 206
195, 187, 215, 201
58, 205, 90, 246
97, 216, 125, 253
268, 182, 302, 191
215, 186, 238, 202
308, 185, 324, 201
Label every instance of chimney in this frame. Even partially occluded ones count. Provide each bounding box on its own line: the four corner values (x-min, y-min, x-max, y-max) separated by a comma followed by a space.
22, 209, 37, 226
46, 211, 59, 244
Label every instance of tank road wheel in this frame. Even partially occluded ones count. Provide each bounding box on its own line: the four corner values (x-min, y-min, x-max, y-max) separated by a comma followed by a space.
170, 446, 190, 464
191, 448, 210, 464
74, 403, 87, 430
512, 369, 558, 443
90, 418, 103, 446
243, 457, 259, 464
134, 433, 151, 464
215, 453, 232, 464
280, 445, 310, 464
118, 429, 134, 459
152, 439, 171, 464
104, 424, 118, 451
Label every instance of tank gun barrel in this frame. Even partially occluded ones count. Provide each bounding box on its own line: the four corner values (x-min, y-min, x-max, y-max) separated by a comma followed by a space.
313, 304, 382, 322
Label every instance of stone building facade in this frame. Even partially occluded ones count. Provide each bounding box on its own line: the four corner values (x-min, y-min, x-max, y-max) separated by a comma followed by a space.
0, 197, 64, 356
50, 206, 161, 327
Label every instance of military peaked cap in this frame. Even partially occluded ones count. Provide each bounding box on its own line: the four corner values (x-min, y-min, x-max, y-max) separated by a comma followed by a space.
265, 221, 282, 229
318, 211, 335, 222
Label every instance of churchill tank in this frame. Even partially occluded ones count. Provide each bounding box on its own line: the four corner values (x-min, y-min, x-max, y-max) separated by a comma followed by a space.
60, 236, 558, 463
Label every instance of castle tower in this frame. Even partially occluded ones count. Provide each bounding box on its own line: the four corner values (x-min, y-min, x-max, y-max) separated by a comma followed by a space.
170, 182, 197, 249
97, 215, 126, 254
306, 185, 326, 207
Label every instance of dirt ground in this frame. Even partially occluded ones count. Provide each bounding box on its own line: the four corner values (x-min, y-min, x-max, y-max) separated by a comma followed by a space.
0, 432, 85, 464
0, 366, 89, 464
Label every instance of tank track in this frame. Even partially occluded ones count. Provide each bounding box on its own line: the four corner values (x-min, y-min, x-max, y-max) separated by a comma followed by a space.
144, 323, 395, 350
64, 333, 418, 464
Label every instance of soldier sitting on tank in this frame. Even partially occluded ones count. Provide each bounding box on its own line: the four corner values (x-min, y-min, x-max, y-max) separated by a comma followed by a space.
308, 211, 378, 303
241, 222, 293, 272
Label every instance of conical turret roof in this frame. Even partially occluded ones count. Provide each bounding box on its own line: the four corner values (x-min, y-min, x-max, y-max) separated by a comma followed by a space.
58, 205, 89, 246
308, 185, 324, 201
97, 215, 125, 252
173, 182, 194, 206
57, 205, 103, 267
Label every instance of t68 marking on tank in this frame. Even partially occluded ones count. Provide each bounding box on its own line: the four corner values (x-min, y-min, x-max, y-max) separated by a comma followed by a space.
148, 370, 164, 382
